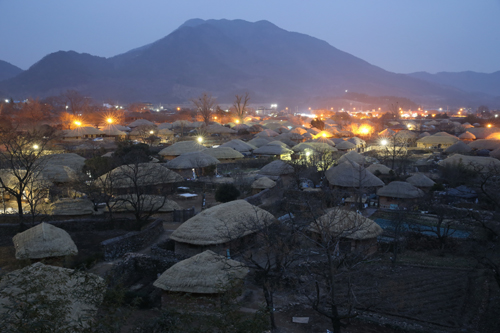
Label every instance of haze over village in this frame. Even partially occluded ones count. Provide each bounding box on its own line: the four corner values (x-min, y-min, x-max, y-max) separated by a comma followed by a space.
1, 2, 500, 332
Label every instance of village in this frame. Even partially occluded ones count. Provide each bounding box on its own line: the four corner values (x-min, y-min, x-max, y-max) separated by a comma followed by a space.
0, 96, 500, 333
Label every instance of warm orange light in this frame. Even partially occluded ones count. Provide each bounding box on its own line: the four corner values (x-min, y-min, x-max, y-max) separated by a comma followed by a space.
487, 124, 492, 128
214, 116, 217, 120
177, 107, 181, 111
74, 121, 82, 126
322, 133, 326, 138
432, 114, 436, 117
235, 119, 240, 124
107, 118, 113, 124
149, 130, 154, 134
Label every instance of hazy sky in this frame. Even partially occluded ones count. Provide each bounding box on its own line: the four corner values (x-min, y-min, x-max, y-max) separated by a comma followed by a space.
1, 0, 499, 74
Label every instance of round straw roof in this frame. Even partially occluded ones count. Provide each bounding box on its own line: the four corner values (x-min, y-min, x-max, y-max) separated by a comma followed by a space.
170, 200, 275, 246
111, 195, 181, 212
251, 176, 276, 189
366, 164, 392, 175
153, 250, 248, 294
49, 199, 95, 216
13, 223, 78, 259
247, 137, 273, 148
253, 144, 293, 155
459, 131, 476, 140
128, 119, 155, 127
468, 139, 500, 151
377, 181, 424, 199
406, 173, 435, 187
444, 141, 473, 154
325, 161, 384, 188
166, 151, 220, 169
310, 209, 383, 240
255, 129, 279, 137
159, 141, 206, 157
338, 151, 367, 165
220, 139, 257, 152
438, 154, 500, 170
203, 147, 244, 160
259, 160, 294, 176
335, 141, 356, 150
98, 163, 183, 188
63, 127, 104, 137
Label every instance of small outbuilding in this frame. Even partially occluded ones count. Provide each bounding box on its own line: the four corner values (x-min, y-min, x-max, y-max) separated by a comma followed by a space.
377, 181, 424, 209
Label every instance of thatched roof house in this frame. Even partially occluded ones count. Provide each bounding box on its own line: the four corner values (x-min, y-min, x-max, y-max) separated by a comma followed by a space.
490, 147, 500, 160
337, 151, 367, 165
366, 164, 392, 175
335, 140, 356, 151
247, 137, 273, 148
129, 119, 155, 127
98, 163, 183, 189
48, 199, 95, 216
0, 263, 105, 329
468, 139, 500, 151
203, 147, 244, 161
153, 250, 248, 294
444, 140, 473, 154
220, 139, 257, 153
325, 161, 384, 188
310, 209, 383, 255
255, 129, 279, 137
13, 223, 78, 259
259, 160, 294, 178
438, 154, 500, 171
63, 126, 104, 139
377, 181, 424, 209
459, 131, 476, 141
205, 124, 237, 134
166, 152, 219, 169
158, 141, 206, 159
378, 128, 396, 137
467, 127, 497, 139
40, 153, 86, 172
170, 200, 275, 256
416, 135, 459, 148
406, 173, 435, 188
251, 177, 276, 193
253, 144, 293, 157
100, 125, 127, 137
40, 165, 78, 183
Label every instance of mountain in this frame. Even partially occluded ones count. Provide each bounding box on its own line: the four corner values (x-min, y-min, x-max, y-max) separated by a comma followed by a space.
408, 71, 500, 97
0, 60, 23, 81
0, 19, 497, 106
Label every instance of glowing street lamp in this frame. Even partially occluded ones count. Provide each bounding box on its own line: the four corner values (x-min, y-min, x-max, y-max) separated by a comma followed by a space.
235, 119, 240, 124
149, 130, 154, 134
197, 136, 203, 143
107, 118, 113, 124
381, 139, 388, 146
487, 124, 492, 128
33, 144, 39, 150
74, 121, 82, 127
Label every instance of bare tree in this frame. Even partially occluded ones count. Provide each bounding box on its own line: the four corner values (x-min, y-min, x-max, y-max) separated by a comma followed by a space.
377, 131, 411, 173
0, 125, 58, 223
191, 92, 217, 126
233, 93, 250, 123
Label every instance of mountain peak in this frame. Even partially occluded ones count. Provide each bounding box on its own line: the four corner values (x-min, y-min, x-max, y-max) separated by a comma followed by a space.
179, 18, 206, 29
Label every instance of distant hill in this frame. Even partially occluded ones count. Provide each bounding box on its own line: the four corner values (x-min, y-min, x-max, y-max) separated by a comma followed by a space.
0, 60, 23, 82
409, 71, 500, 97
0, 19, 497, 106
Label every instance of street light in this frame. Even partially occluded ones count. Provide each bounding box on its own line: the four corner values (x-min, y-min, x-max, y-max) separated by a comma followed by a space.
74, 121, 82, 126
107, 118, 113, 124
381, 139, 388, 146
197, 136, 203, 143
149, 130, 154, 134
33, 144, 39, 150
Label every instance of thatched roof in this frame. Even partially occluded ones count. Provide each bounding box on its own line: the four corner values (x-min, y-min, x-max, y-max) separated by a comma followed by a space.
0, 262, 105, 328
40, 165, 78, 183
259, 160, 294, 176
111, 195, 181, 212
490, 147, 500, 159
468, 139, 500, 151
337, 151, 367, 165
417, 135, 459, 145
172, 120, 192, 128
325, 161, 384, 188
219, 139, 256, 153
48, 199, 95, 216
438, 154, 500, 170
247, 137, 273, 148
98, 163, 183, 188
253, 144, 293, 155
377, 181, 424, 198
129, 119, 155, 127
347, 137, 366, 146
166, 152, 219, 169
467, 127, 497, 139
378, 128, 396, 137
406, 173, 435, 188
251, 177, 276, 189
157, 122, 173, 130
444, 140, 473, 154
205, 124, 237, 134
255, 129, 279, 137
335, 140, 356, 150
158, 128, 174, 136
232, 124, 249, 130
290, 127, 308, 135
459, 131, 476, 140
159, 141, 206, 157
266, 140, 289, 147
40, 153, 85, 172
100, 124, 128, 136
153, 250, 248, 293
419, 132, 431, 138
366, 164, 392, 175
13, 223, 78, 259
170, 200, 275, 245
310, 209, 383, 240
485, 132, 500, 140
203, 147, 244, 160
63, 126, 104, 137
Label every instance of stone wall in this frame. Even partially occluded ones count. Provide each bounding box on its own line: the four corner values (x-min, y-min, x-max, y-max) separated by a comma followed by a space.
101, 219, 164, 261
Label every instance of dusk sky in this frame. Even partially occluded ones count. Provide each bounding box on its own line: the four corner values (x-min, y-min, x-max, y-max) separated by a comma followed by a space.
1, 0, 499, 74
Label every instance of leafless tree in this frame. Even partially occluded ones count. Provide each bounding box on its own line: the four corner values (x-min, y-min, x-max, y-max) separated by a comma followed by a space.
131, 124, 159, 146
233, 93, 250, 123
191, 92, 217, 126
0, 125, 58, 223
377, 131, 411, 173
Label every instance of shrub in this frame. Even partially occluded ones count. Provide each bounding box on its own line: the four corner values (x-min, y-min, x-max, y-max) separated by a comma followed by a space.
215, 183, 240, 203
